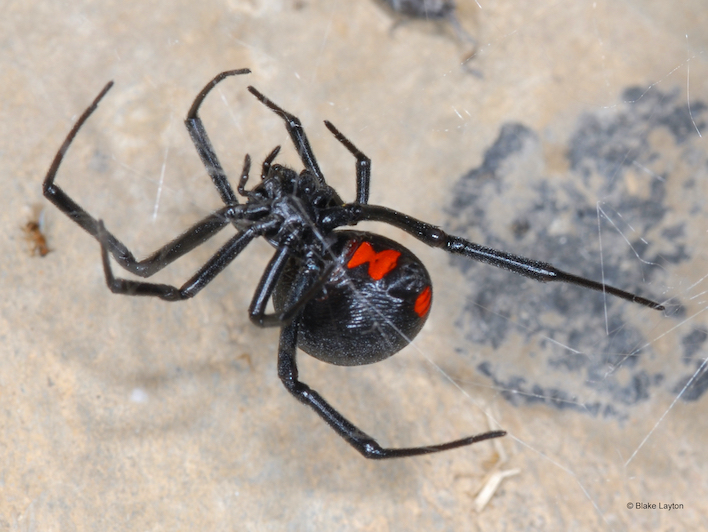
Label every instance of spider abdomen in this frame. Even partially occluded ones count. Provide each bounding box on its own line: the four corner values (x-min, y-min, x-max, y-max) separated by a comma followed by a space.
273, 231, 433, 366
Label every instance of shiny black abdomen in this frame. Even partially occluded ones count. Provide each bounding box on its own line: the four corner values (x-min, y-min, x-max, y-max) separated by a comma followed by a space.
273, 230, 433, 366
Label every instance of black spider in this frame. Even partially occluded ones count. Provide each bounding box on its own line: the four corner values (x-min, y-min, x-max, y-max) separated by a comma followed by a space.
43, 69, 665, 459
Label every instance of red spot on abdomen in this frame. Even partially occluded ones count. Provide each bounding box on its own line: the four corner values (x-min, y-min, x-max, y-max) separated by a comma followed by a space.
414, 286, 432, 317
347, 241, 401, 280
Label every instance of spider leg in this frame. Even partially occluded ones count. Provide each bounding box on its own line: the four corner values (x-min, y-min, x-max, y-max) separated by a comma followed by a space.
185, 69, 251, 206
97, 220, 263, 300
246, 86, 326, 185
42, 80, 239, 278
347, 204, 665, 311
277, 319, 505, 459
324, 121, 371, 204
110, 208, 238, 277
248, 243, 338, 328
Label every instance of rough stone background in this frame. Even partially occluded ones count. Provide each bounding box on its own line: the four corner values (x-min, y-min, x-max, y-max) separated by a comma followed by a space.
2, 1, 707, 530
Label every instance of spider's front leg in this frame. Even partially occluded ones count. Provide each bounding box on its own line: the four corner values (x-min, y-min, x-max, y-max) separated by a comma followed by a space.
246, 86, 326, 186
324, 121, 371, 205
277, 320, 506, 459
43, 80, 240, 278
185, 69, 251, 206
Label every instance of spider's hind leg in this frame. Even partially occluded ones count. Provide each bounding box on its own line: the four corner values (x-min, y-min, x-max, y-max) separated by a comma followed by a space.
276, 320, 505, 459
353, 205, 666, 311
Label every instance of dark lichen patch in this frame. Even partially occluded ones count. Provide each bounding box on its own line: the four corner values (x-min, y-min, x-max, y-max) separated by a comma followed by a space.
446, 86, 706, 415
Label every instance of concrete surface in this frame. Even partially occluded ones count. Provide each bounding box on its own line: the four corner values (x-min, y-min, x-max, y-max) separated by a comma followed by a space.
2, 1, 707, 530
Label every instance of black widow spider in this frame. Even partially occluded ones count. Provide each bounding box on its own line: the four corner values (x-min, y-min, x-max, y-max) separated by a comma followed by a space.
43, 69, 665, 459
